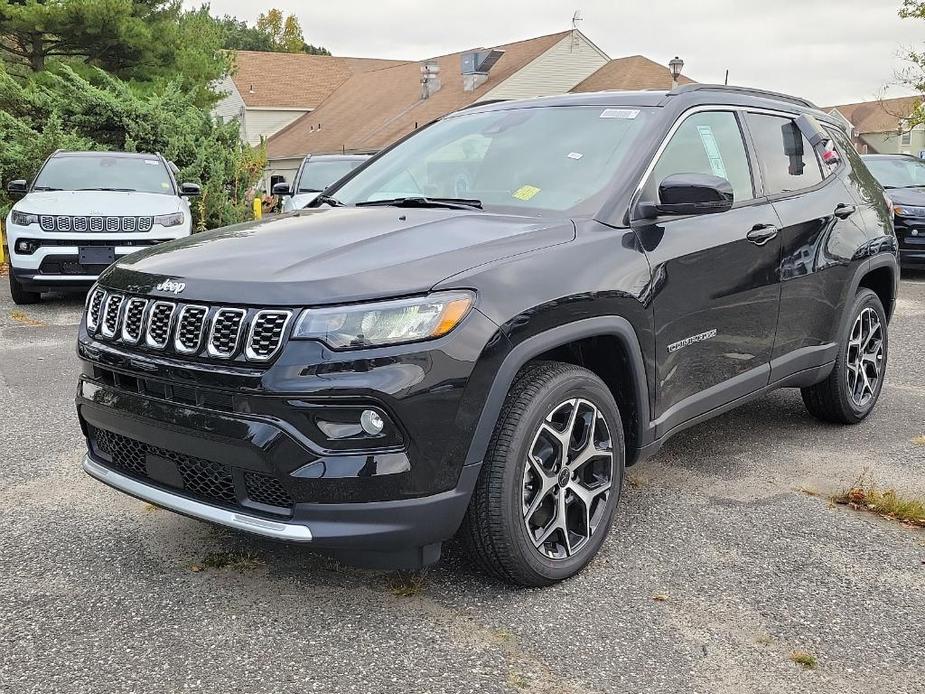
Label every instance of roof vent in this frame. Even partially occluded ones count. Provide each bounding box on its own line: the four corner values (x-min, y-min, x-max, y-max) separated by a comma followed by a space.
461, 49, 505, 75
420, 62, 442, 99
460, 49, 504, 92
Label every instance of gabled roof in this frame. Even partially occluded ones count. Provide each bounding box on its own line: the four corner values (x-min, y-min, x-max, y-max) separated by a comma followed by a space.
266, 31, 570, 159
230, 51, 408, 109
824, 95, 923, 135
571, 55, 695, 92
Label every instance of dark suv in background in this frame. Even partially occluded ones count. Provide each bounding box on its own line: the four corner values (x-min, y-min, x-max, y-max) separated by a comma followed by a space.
862, 153, 925, 267
76, 85, 898, 586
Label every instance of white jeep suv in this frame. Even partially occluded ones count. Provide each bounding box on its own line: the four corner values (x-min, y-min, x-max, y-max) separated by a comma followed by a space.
4, 150, 199, 304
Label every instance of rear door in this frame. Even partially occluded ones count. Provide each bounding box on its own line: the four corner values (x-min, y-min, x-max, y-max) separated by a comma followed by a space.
631, 109, 782, 435
743, 112, 871, 377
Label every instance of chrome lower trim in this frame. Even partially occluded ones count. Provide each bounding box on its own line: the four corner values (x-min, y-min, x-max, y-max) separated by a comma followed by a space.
83, 456, 313, 542
32, 274, 100, 281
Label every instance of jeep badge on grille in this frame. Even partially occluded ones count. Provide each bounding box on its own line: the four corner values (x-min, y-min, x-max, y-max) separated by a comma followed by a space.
155, 279, 186, 295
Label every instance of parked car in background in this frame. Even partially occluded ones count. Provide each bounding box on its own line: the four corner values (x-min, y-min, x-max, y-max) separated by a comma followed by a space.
76, 86, 898, 586
4, 151, 199, 304
274, 154, 370, 212
862, 153, 925, 267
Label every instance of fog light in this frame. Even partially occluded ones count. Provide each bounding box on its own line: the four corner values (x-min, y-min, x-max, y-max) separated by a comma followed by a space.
360, 409, 384, 436
15, 239, 38, 254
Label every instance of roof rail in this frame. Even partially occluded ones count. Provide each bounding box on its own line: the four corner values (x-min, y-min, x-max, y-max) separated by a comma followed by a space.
667, 84, 818, 110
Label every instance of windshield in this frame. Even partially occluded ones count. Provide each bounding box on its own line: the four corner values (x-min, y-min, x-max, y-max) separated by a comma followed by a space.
297, 159, 365, 192
33, 155, 174, 194
864, 157, 925, 188
330, 106, 655, 215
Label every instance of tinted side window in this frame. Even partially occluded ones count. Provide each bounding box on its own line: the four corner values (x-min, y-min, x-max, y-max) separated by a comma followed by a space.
746, 113, 823, 194
644, 111, 754, 203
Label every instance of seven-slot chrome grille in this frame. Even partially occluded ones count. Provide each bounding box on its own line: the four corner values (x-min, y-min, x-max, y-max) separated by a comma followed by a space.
86, 289, 291, 363
39, 215, 154, 233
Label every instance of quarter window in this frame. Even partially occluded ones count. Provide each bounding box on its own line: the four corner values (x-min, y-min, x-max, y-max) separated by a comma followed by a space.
643, 111, 754, 204
746, 113, 824, 194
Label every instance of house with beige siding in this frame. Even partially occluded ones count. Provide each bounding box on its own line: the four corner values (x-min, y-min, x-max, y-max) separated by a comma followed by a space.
261, 29, 695, 188
825, 95, 925, 154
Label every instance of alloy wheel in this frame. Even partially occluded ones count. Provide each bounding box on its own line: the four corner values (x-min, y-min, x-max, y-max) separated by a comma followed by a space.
846, 307, 883, 408
522, 398, 614, 560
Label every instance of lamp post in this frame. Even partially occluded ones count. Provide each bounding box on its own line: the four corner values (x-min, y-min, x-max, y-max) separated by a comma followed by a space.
669, 56, 684, 90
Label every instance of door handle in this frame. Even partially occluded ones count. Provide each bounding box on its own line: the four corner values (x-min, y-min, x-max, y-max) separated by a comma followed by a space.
746, 224, 779, 246
834, 203, 856, 219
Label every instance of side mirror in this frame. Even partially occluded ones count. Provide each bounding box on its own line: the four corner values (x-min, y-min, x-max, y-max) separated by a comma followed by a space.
272, 182, 292, 196
179, 182, 201, 197
638, 173, 734, 218
7, 179, 28, 198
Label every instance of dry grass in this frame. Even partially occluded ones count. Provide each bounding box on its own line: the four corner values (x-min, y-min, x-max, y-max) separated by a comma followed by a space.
386, 570, 428, 597
0, 263, 8, 277
190, 550, 263, 573
10, 309, 44, 327
790, 650, 817, 669
832, 470, 925, 528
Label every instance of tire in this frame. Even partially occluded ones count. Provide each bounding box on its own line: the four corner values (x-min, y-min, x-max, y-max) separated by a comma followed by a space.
459, 361, 625, 587
801, 288, 887, 424
8, 270, 40, 305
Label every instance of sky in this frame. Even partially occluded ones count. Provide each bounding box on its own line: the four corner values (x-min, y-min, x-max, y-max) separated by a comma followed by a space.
191, 0, 925, 106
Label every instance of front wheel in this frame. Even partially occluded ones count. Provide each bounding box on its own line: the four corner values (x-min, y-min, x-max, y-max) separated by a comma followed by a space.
460, 361, 624, 587
801, 288, 887, 424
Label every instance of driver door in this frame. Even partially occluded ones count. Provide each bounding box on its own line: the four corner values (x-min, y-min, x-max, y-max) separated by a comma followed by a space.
631, 109, 782, 435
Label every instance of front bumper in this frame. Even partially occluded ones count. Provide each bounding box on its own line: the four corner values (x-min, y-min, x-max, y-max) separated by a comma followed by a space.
893, 216, 925, 266
76, 305, 507, 567
5, 222, 189, 286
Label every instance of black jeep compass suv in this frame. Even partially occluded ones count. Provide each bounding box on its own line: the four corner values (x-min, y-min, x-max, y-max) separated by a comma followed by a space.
76, 85, 899, 586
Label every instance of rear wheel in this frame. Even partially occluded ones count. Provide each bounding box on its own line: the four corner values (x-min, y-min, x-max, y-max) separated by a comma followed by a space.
801, 288, 887, 424
8, 270, 40, 305
460, 361, 624, 587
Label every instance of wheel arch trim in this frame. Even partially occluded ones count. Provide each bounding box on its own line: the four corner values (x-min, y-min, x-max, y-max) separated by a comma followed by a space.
464, 316, 651, 466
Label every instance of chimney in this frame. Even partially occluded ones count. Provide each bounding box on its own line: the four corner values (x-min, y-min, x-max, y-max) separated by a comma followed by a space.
420, 62, 441, 99
461, 48, 505, 92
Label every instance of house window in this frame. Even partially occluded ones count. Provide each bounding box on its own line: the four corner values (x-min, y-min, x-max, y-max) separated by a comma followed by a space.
901, 130, 912, 145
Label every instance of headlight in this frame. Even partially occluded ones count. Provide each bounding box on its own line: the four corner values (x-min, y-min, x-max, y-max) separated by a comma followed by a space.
893, 204, 925, 217
154, 212, 184, 227
293, 291, 474, 350
10, 210, 38, 226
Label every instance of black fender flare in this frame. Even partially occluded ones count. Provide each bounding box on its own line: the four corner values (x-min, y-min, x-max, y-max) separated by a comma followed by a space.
463, 316, 651, 466
839, 252, 899, 329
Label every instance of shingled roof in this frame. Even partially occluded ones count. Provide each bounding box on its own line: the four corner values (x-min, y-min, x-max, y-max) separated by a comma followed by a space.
826, 95, 923, 134
571, 55, 694, 92
266, 31, 570, 159
229, 51, 408, 109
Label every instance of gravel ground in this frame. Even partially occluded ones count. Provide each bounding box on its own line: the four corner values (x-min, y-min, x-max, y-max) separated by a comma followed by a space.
1, 271, 923, 694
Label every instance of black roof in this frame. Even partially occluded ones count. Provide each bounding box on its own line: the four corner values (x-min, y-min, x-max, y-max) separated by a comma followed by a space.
466, 84, 832, 123
52, 151, 161, 159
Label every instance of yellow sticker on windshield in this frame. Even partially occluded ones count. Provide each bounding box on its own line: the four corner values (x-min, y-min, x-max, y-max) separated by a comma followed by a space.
512, 185, 541, 201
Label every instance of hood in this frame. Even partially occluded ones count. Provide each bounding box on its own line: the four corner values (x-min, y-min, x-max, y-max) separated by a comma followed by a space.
883, 187, 925, 207
101, 206, 574, 305
14, 190, 182, 216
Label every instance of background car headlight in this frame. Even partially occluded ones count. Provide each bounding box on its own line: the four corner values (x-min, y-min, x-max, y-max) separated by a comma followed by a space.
10, 210, 38, 226
154, 212, 184, 227
893, 204, 925, 217
293, 291, 474, 350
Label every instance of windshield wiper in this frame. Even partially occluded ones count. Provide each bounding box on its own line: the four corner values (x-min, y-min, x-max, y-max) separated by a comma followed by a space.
310, 193, 344, 207
298, 188, 323, 193
355, 196, 483, 210
77, 187, 137, 192
32, 186, 61, 191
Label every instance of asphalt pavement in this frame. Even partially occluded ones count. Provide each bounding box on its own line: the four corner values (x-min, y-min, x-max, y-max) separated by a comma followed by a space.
1, 269, 923, 694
